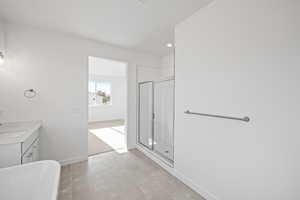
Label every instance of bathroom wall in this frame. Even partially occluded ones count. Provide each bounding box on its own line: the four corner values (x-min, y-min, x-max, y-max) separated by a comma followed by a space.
0, 20, 4, 53
137, 56, 174, 83
174, 0, 299, 200
0, 22, 160, 164
88, 74, 126, 122
161, 53, 175, 77
137, 65, 161, 83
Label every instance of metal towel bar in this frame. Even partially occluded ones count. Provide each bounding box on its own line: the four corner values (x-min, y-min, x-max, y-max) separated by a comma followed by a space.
184, 110, 250, 122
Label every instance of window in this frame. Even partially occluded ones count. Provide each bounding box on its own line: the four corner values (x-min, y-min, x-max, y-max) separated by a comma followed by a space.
89, 81, 112, 106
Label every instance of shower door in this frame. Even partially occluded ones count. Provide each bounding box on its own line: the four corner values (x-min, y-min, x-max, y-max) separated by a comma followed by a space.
138, 82, 154, 149
153, 80, 174, 161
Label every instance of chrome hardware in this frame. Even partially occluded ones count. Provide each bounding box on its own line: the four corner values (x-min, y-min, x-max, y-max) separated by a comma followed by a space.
184, 110, 250, 122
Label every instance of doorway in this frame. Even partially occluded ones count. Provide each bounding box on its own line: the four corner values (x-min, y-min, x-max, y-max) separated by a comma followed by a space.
88, 56, 127, 156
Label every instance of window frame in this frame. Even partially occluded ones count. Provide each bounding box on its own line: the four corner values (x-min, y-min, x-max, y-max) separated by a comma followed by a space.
88, 80, 112, 107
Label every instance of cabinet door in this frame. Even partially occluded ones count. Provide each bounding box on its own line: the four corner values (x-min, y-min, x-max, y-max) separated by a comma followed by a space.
22, 129, 39, 154
32, 139, 39, 161
22, 146, 33, 164
0, 144, 22, 168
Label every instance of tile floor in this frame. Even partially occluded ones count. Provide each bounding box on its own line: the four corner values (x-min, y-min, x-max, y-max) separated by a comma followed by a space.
58, 149, 205, 200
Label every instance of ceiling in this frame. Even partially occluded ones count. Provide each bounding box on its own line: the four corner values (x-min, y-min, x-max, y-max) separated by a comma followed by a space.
0, 0, 211, 56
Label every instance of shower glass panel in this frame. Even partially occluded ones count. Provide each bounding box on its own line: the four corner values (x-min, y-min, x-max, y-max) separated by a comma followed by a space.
153, 80, 174, 161
138, 82, 153, 149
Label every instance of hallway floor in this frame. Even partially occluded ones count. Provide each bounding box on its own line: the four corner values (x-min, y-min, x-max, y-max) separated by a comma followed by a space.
88, 120, 125, 156
58, 149, 205, 200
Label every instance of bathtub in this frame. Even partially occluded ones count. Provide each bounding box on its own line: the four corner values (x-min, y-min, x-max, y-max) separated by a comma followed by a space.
0, 160, 61, 200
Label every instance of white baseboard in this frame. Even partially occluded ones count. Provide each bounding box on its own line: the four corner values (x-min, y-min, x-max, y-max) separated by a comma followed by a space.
136, 146, 218, 200
88, 119, 125, 123
58, 147, 218, 200
136, 145, 174, 170
173, 168, 219, 200
59, 155, 87, 166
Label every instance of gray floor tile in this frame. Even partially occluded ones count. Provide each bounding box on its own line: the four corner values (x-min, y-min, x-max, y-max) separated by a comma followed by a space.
58, 149, 205, 200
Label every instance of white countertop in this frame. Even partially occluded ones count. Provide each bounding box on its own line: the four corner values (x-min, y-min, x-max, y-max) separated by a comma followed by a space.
0, 121, 42, 145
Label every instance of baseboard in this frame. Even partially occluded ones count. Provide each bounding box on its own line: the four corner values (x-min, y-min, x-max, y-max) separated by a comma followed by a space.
59, 147, 218, 200
127, 144, 136, 151
136, 146, 218, 200
136, 145, 174, 169
172, 169, 219, 200
59, 155, 88, 166
88, 119, 125, 123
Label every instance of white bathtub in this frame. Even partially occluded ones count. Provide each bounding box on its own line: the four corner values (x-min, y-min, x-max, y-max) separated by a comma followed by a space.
0, 160, 61, 200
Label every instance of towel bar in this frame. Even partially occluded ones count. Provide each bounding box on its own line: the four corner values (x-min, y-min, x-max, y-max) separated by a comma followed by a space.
184, 110, 250, 122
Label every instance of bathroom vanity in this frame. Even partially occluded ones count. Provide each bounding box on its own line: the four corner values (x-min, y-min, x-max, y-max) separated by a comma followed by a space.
0, 121, 42, 168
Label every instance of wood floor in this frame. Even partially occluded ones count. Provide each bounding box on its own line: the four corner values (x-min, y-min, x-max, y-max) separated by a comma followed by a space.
58, 149, 205, 200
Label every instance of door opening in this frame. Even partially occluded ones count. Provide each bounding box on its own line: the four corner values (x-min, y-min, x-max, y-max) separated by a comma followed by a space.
87, 56, 128, 156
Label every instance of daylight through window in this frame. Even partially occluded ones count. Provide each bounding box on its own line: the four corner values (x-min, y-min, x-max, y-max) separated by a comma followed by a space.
89, 81, 112, 106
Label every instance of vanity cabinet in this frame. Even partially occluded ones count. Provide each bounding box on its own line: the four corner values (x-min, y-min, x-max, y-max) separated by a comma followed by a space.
0, 128, 40, 168
22, 138, 40, 164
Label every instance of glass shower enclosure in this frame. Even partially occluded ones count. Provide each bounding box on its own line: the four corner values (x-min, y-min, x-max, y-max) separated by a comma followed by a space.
138, 79, 174, 164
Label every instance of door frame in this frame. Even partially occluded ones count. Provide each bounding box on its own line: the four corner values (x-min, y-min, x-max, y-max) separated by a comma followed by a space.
87, 56, 129, 155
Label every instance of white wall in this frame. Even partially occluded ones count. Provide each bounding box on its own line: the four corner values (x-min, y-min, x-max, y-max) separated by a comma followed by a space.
137, 52, 175, 83
88, 75, 126, 122
0, 20, 4, 53
161, 53, 175, 77
137, 61, 174, 83
89, 56, 127, 77
137, 66, 161, 83
175, 1, 299, 200
0, 22, 160, 163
